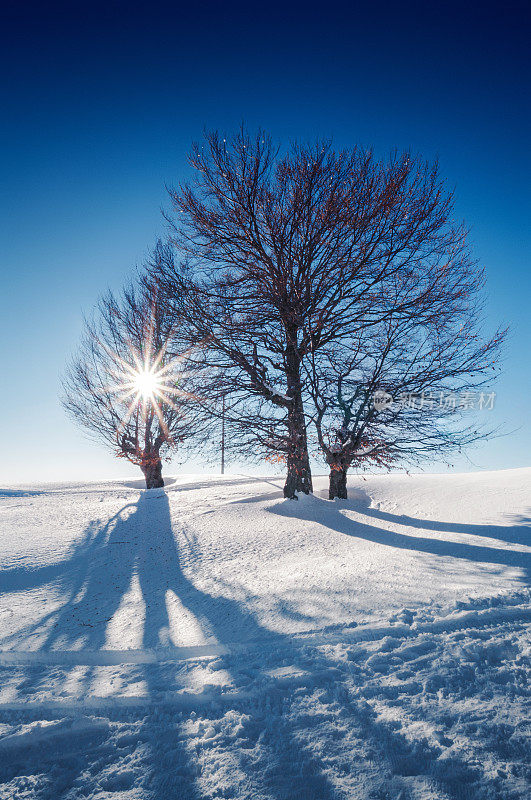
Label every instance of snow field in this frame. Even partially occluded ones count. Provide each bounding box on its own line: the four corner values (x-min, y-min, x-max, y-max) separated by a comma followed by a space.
0, 469, 529, 798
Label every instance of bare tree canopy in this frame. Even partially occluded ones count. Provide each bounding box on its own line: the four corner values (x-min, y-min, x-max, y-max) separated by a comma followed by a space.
63, 247, 202, 488
153, 128, 503, 497
307, 299, 506, 498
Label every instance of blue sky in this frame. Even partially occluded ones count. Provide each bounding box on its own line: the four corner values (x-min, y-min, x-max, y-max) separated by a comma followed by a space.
1, 1, 529, 484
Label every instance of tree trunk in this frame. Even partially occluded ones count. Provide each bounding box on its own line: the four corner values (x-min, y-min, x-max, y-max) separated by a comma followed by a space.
283, 330, 312, 499
328, 459, 348, 500
142, 458, 164, 489
284, 438, 313, 498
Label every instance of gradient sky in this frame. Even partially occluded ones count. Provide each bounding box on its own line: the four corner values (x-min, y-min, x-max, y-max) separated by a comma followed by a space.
1, 1, 529, 484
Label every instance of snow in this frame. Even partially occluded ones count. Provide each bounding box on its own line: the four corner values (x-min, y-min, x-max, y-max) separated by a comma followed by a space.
0, 468, 529, 798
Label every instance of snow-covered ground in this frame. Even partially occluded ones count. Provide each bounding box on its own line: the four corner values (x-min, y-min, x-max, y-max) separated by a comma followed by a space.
0, 469, 529, 799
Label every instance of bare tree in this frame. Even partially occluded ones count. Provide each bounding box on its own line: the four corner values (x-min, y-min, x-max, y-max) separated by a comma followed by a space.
157, 128, 493, 498
63, 251, 201, 489
307, 270, 506, 498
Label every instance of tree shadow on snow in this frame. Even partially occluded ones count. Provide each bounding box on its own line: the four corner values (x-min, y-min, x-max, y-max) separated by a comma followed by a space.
270, 495, 531, 586
0, 492, 339, 800
362, 504, 531, 548
1, 490, 522, 799
0, 489, 45, 497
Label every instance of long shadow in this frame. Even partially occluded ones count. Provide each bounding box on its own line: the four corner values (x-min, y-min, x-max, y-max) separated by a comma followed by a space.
1, 490, 519, 798
132, 494, 493, 800
362, 505, 531, 547
270, 496, 531, 585
134, 492, 339, 799
1, 506, 143, 729
1, 492, 340, 799
0, 489, 45, 498
41, 505, 140, 651
0, 505, 139, 652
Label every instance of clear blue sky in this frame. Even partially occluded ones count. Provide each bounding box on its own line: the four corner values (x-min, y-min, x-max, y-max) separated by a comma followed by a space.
1, 1, 529, 484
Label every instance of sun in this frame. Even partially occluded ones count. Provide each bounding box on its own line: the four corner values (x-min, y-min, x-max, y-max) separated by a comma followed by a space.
103, 313, 198, 443
133, 367, 160, 400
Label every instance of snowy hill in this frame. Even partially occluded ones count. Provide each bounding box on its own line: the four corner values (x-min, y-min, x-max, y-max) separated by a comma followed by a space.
0, 469, 529, 799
